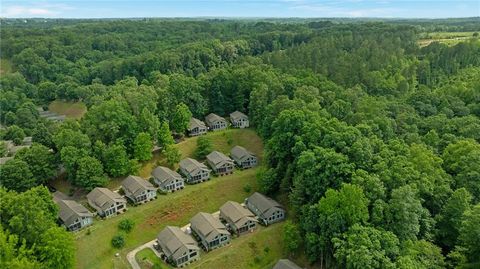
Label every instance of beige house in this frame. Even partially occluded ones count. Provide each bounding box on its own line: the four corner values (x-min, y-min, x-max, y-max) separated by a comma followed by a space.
246, 192, 285, 225
230, 111, 249, 128
179, 158, 210, 184
152, 166, 185, 192
156, 226, 200, 268
230, 145, 257, 169
87, 187, 127, 218
57, 199, 93, 231
190, 212, 231, 251
205, 113, 227, 131
188, 118, 207, 136
206, 151, 234, 175
220, 201, 257, 235
121, 175, 157, 204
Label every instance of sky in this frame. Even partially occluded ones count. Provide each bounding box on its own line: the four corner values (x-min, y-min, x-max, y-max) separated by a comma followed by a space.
1, 0, 479, 19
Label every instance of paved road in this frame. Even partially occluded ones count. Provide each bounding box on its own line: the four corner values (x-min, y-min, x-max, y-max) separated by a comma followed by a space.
125, 210, 221, 269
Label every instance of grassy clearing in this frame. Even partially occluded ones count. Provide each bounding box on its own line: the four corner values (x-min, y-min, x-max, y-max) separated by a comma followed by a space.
136, 248, 163, 269
49, 100, 87, 119
0, 58, 12, 74
418, 31, 477, 47
75, 129, 266, 269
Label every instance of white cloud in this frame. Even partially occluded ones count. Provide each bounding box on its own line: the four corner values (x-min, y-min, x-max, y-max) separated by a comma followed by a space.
1, 2, 73, 17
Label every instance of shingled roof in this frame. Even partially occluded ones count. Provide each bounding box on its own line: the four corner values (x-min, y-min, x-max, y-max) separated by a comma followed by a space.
152, 166, 183, 185
273, 259, 302, 269
157, 226, 199, 260
247, 192, 284, 216
230, 111, 248, 121
122, 175, 156, 197
189, 117, 206, 131
58, 199, 93, 227
190, 212, 230, 241
179, 158, 209, 174
206, 151, 233, 168
230, 145, 255, 162
87, 187, 126, 211
205, 113, 226, 125
220, 201, 257, 228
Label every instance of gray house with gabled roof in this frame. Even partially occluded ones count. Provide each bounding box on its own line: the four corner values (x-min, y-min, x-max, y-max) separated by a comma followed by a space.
246, 192, 285, 225
156, 226, 200, 268
220, 201, 257, 235
179, 158, 210, 184
205, 113, 227, 131
190, 212, 231, 251
273, 259, 303, 269
206, 151, 234, 175
230, 145, 258, 169
230, 111, 249, 128
188, 118, 207, 136
121, 175, 157, 204
57, 199, 93, 231
152, 166, 185, 192
87, 187, 127, 218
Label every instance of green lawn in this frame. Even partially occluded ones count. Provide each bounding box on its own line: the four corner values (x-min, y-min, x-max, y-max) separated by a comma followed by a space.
136, 248, 163, 269
75, 128, 269, 269
49, 100, 87, 119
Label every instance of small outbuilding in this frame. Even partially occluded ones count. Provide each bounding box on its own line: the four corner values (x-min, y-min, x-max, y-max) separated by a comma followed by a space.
206, 151, 234, 175
121, 175, 157, 204
57, 199, 94, 231
188, 118, 207, 136
179, 158, 211, 184
190, 212, 231, 251
87, 187, 127, 218
273, 259, 303, 269
230, 111, 249, 128
220, 201, 257, 235
152, 166, 185, 192
157, 226, 200, 268
230, 145, 257, 169
245, 192, 285, 225
205, 113, 227, 131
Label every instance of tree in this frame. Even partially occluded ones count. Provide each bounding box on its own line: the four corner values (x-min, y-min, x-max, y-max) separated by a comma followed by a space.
283, 220, 301, 254
171, 103, 192, 134
53, 128, 91, 152
60, 146, 88, 182
133, 132, 153, 161
5, 125, 25, 145
111, 234, 125, 249
75, 156, 107, 190
157, 121, 174, 148
0, 159, 35, 192
396, 240, 445, 269
118, 219, 135, 233
15, 144, 56, 185
333, 224, 399, 269
0, 227, 39, 269
102, 143, 130, 177
165, 145, 181, 168
31, 122, 54, 148
37, 226, 75, 269
194, 136, 212, 159
456, 204, 480, 265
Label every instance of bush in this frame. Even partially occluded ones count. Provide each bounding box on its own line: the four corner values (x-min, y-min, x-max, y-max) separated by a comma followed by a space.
243, 183, 252, 193
194, 136, 212, 159
263, 246, 270, 254
118, 219, 135, 233
111, 234, 125, 248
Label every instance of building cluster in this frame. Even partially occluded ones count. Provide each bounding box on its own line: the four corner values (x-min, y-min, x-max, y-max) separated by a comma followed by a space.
38, 108, 66, 122
155, 192, 286, 268
187, 111, 249, 136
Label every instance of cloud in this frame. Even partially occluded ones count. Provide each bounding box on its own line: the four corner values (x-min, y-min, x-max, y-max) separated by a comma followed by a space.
290, 2, 400, 17
1, 2, 73, 17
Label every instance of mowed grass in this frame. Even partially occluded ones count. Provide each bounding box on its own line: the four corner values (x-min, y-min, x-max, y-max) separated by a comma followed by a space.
75, 129, 266, 269
49, 100, 87, 119
418, 31, 477, 47
136, 248, 163, 269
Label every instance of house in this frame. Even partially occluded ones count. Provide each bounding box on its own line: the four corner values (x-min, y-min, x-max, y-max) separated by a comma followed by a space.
190, 212, 231, 251
230, 145, 258, 169
39, 109, 66, 122
206, 151, 234, 175
245, 192, 285, 225
57, 199, 94, 231
0, 157, 13, 165
22, 136, 33, 146
188, 118, 207, 136
179, 158, 210, 184
230, 111, 249, 128
152, 166, 185, 192
87, 187, 127, 218
156, 226, 200, 268
121, 175, 157, 204
273, 259, 303, 269
205, 113, 227, 131
220, 201, 257, 235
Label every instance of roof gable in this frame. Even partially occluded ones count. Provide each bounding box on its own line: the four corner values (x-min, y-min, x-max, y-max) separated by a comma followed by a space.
191, 212, 229, 241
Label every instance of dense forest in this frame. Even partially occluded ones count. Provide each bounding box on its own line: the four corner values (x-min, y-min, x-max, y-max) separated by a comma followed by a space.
0, 18, 479, 269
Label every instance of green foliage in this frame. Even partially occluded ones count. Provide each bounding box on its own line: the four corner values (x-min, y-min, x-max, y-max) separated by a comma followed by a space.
0, 159, 35, 192
194, 136, 212, 159
157, 122, 174, 148
283, 220, 301, 254
171, 103, 192, 134
111, 234, 125, 249
102, 143, 130, 177
15, 144, 56, 185
37, 226, 75, 269
5, 125, 25, 145
118, 219, 135, 233
75, 156, 107, 190
134, 132, 153, 161
457, 204, 480, 265
165, 145, 181, 168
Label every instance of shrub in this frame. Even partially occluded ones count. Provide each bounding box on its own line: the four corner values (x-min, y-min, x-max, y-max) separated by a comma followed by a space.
111, 234, 125, 248
118, 219, 135, 233
194, 136, 212, 159
243, 183, 252, 193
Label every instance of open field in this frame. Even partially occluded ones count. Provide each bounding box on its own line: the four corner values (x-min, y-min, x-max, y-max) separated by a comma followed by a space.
418, 31, 478, 47
49, 100, 88, 119
0, 58, 12, 74
74, 128, 273, 269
